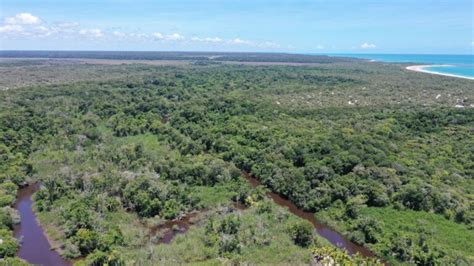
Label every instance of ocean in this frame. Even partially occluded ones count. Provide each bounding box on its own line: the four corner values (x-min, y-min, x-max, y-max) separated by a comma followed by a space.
324, 54, 474, 79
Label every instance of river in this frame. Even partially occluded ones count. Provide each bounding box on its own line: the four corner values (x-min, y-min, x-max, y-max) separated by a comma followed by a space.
14, 183, 71, 266
243, 173, 377, 258
14, 177, 378, 264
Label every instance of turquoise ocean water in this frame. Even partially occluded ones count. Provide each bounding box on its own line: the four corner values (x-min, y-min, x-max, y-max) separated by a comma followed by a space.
323, 54, 474, 79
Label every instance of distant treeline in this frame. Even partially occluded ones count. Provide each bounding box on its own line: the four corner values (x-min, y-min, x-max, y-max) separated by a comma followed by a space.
0, 50, 357, 63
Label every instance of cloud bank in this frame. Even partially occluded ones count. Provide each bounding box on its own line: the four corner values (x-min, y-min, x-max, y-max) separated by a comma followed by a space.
1, 12, 285, 50
5, 13, 40, 25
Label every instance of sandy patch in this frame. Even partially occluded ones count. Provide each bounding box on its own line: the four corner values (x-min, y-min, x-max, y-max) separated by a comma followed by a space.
406, 65, 474, 80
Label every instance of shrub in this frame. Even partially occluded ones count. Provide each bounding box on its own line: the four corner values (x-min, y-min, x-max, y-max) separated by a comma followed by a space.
73, 228, 98, 255
287, 220, 314, 247
0, 229, 18, 258
218, 215, 240, 235
218, 234, 241, 255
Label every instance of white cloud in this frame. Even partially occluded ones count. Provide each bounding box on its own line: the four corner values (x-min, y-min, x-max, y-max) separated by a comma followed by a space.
5, 13, 40, 25
152, 32, 184, 41
0, 13, 286, 50
152, 32, 164, 39
360, 42, 376, 49
205, 37, 222, 42
191, 36, 223, 43
191, 36, 282, 49
34, 25, 53, 36
79, 28, 104, 38
1, 13, 43, 36
0, 24, 24, 33
129, 32, 148, 38
471, 41, 474, 47
56, 22, 79, 29
48, 22, 79, 36
227, 38, 285, 49
165, 33, 184, 41
0, 14, 81, 38
259, 41, 280, 48
315, 44, 325, 50
229, 38, 252, 45
113, 31, 126, 37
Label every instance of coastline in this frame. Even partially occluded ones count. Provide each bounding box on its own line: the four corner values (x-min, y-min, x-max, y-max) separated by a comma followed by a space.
406, 65, 474, 80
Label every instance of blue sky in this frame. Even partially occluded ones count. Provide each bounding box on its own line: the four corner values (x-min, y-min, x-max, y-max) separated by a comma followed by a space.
1, 0, 473, 54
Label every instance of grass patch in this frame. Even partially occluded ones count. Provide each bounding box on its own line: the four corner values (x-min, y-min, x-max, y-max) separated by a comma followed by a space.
361, 207, 474, 263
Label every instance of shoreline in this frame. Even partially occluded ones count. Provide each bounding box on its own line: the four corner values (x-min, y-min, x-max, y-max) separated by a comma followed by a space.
406, 65, 474, 80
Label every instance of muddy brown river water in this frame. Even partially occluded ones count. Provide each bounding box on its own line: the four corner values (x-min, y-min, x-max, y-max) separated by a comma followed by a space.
243, 173, 377, 258
149, 211, 201, 244
14, 175, 378, 264
14, 183, 71, 266
149, 174, 379, 259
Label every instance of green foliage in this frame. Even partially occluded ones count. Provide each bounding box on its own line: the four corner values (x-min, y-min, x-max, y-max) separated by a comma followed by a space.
386, 232, 449, 265
287, 220, 314, 247
319, 206, 474, 264
1, 57, 472, 264
350, 217, 382, 244
0, 257, 29, 266
0, 229, 19, 258
62, 240, 81, 259
61, 201, 95, 236
218, 215, 241, 235
98, 226, 124, 251
179, 204, 314, 264
311, 246, 383, 265
0, 195, 14, 208
80, 249, 124, 266
74, 228, 98, 255
345, 196, 367, 219
0, 209, 14, 230
218, 234, 241, 256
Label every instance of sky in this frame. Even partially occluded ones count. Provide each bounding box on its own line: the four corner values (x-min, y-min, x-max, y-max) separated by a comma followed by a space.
0, 0, 473, 54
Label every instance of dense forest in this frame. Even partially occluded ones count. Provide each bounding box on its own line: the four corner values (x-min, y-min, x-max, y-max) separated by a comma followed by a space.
0, 51, 356, 63
0, 54, 473, 265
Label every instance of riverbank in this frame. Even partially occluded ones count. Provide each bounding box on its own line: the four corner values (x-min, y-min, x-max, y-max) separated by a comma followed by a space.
243, 173, 378, 258
13, 184, 71, 266
406, 65, 474, 80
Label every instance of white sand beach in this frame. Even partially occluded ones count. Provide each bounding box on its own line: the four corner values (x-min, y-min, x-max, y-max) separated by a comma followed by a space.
406, 65, 474, 80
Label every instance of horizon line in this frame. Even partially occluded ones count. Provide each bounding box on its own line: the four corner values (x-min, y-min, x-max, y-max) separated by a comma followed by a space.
0, 49, 472, 56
